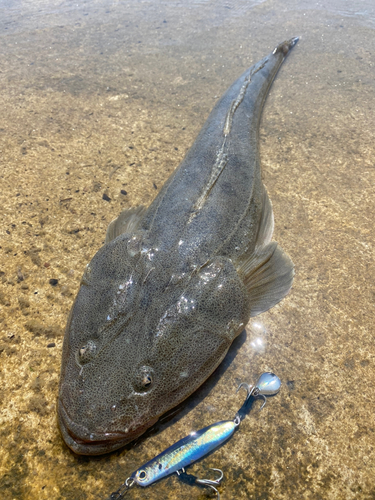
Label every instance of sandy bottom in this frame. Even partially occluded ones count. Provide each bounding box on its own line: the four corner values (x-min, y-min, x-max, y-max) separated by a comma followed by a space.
0, 0, 374, 499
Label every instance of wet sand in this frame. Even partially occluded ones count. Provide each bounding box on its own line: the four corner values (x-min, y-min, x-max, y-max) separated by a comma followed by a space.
1, 0, 374, 499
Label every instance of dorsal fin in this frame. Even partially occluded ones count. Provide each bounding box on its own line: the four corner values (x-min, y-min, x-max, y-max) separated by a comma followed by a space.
105, 206, 147, 243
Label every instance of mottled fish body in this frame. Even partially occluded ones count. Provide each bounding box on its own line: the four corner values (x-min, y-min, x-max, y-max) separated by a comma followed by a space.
58, 38, 297, 455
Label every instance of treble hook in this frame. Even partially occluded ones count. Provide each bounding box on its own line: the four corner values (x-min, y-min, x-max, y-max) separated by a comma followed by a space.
106, 477, 135, 499
237, 381, 267, 409
236, 372, 281, 410
195, 468, 224, 499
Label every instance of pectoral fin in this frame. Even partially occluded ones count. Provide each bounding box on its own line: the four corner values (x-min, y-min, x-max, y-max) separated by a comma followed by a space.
105, 206, 147, 243
237, 242, 294, 317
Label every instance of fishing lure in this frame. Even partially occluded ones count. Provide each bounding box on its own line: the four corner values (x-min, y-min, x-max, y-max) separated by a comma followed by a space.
106, 372, 281, 499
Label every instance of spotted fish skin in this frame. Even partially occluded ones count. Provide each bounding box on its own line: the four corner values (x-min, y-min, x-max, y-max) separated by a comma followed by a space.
58, 38, 297, 455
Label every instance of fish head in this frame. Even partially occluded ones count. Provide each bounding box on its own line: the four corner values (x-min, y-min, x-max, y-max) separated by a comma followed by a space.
58, 231, 159, 454
58, 233, 250, 455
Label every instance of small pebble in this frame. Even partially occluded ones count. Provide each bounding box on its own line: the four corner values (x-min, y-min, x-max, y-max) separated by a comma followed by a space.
102, 193, 111, 202
49, 279, 58, 286
18, 296, 30, 308
121, 189, 127, 195
61, 285, 71, 297
47, 343, 56, 348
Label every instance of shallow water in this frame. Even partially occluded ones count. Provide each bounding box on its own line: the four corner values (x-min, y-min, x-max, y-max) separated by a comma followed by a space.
1, 0, 374, 499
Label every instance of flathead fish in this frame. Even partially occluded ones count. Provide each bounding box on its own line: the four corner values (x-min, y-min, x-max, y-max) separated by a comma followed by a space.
58, 38, 297, 455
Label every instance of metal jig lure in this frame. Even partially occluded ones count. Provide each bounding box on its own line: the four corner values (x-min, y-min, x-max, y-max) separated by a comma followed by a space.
106, 372, 281, 500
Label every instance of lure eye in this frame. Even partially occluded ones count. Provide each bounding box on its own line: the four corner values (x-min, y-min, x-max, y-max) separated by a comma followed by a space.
133, 366, 154, 393
77, 340, 97, 365
137, 470, 147, 481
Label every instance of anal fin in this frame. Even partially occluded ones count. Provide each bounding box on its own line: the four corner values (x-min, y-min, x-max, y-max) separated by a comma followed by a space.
237, 242, 294, 317
105, 205, 147, 243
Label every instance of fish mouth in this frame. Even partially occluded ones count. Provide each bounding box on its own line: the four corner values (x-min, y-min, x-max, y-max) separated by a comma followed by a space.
57, 398, 158, 455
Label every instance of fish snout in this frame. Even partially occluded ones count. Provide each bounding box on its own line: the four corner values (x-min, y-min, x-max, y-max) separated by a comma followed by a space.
57, 395, 158, 455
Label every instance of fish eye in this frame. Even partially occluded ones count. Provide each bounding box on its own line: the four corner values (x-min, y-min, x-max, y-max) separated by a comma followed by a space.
142, 373, 152, 387
133, 366, 154, 393
77, 340, 97, 365
137, 470, 147, 481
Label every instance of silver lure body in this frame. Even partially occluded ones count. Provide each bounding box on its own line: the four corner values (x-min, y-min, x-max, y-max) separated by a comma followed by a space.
132, 420, 236, 487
